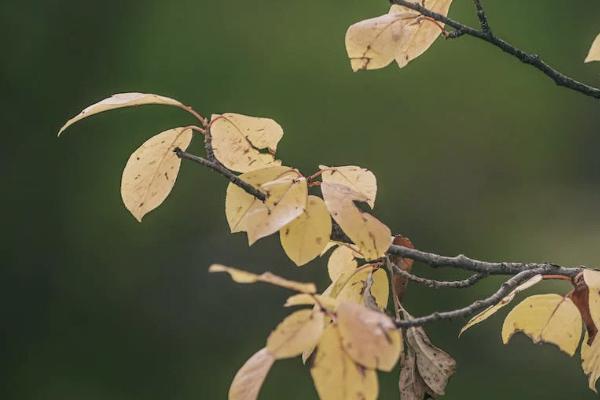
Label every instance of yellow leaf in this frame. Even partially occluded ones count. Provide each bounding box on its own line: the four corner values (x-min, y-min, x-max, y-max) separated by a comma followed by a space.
225, 166, 293, 233
120, 127, 193, 222
321, 182, 392, 260
582, 333, 600, 393
279, 195, 332, 266
331, 266, 389, 310
327, 245, 359, 282
345, 1, 453, 71
284, 294, 339, 311
584, 270, 600, 329
337, 302, 402, 371
310, 325, 379, 400
459, 274, 542, 336
266, 309, 325, 359
210, 113, 283, 173
209, 264, 316, 293
228, 348, 274, 400
58, 92, 185, 136
585, 34, 600, 63
245, 173, 308, 245
320, 165, 377, 208
502, 294, 582, 356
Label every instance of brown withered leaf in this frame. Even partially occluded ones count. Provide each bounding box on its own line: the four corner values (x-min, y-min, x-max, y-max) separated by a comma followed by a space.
399, 345, 428, 400
570, 272, 598, 344
406, 325, 456, 396
390, 235, 416, 302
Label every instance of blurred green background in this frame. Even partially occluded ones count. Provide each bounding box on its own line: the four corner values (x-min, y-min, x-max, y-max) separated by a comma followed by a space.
4, 0, 600, 398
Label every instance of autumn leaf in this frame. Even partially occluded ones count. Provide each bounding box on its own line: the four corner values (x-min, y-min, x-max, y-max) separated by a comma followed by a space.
310, 325, 379, 400
245, 172, 308, 245
399, 345, 428, 400
327, 265, 389, 310
58, 92, 186, 136
337, 302, 402, 371
345, 1, 453, 71
225, 166, 292, 233
406, 325, 456, 396
502, 294, 582, 356
208, 264, 316, 293
120, 127, 193, 222
266, 309, 325, 359
284, 294, 339, 311
279, 195, 332, 266
582, 333, 600, 393
585, 33, 600, 63
210, 113, 283, 173
229, 348, 275, 400
320, 165, 377, 208
459, 274, 543, 336
321, 182, 392, 260
583, 270, 600, 333
327, 245, 359, 282
390, 235, 416, 302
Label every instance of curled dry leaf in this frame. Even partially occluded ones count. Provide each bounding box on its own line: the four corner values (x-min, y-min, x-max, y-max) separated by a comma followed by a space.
337, 302, 402, 371
327, 245, 359, 282
345, 1, 453, 72
570, 272, 598, 343
279, 195, 332, 266
310, 325, 379, 400
209, 264, 316, 293
406, 325, 456, 396
225, 166, 292, 233
266, 309, 325, 359
585, 33, 600, 63
210, 113, 283, 173
284, 294, 339, 311
390, 235, 416, 303
459, 274, 543, 336
582, 333, 600, 393
120, 127, 193, 222
321, 182, 392, 260
502, 294, 582, 356
229, 348, 275, 400
320, 165, 377, 208
399, 345, 428, 400
58, 92, 185, 136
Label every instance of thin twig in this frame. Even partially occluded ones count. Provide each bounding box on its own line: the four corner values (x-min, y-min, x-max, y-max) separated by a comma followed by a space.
395, 269, 545, 327
472, 0, 491, 34
391, 264, 488, 289
390, 0, 600, 99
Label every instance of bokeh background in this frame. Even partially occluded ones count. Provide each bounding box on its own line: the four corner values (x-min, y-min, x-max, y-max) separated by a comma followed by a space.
4, 0, 600, 398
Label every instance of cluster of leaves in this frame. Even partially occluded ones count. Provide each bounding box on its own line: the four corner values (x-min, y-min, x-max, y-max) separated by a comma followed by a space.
58, 1, 600, 398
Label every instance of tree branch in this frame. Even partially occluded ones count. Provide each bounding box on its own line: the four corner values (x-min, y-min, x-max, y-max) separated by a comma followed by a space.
395, 268, 548, 327
390, 0, 600, 99
391, 264, 488, 289
472, 0, 491, 34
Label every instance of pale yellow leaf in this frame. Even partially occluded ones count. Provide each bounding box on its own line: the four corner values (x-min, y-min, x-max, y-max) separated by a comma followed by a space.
337, 302, 402, 371
266, 309, 325, 359
320, 165, 377, 208
585, 34, 600, 63
502, 294, 582, 356
229, 348, 274, 400
331, 266, 389, 310
245, 172, 308, 245
584, 269, 600, 329
284, 294, 339, 310
406, 325, 456, 396
209, 264, 316, 293
345, 1, 453, 71
120, 127, 193, 222
280, 195, 332, 266
459, 274, 542, 336
582, 333, 600, 393
321, 182, 392, 260
59, 92, 185, 136
327, 245, 359, 282
310, 325, 379, 400
211, 113, 283, 173
225, 166, 293, 233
